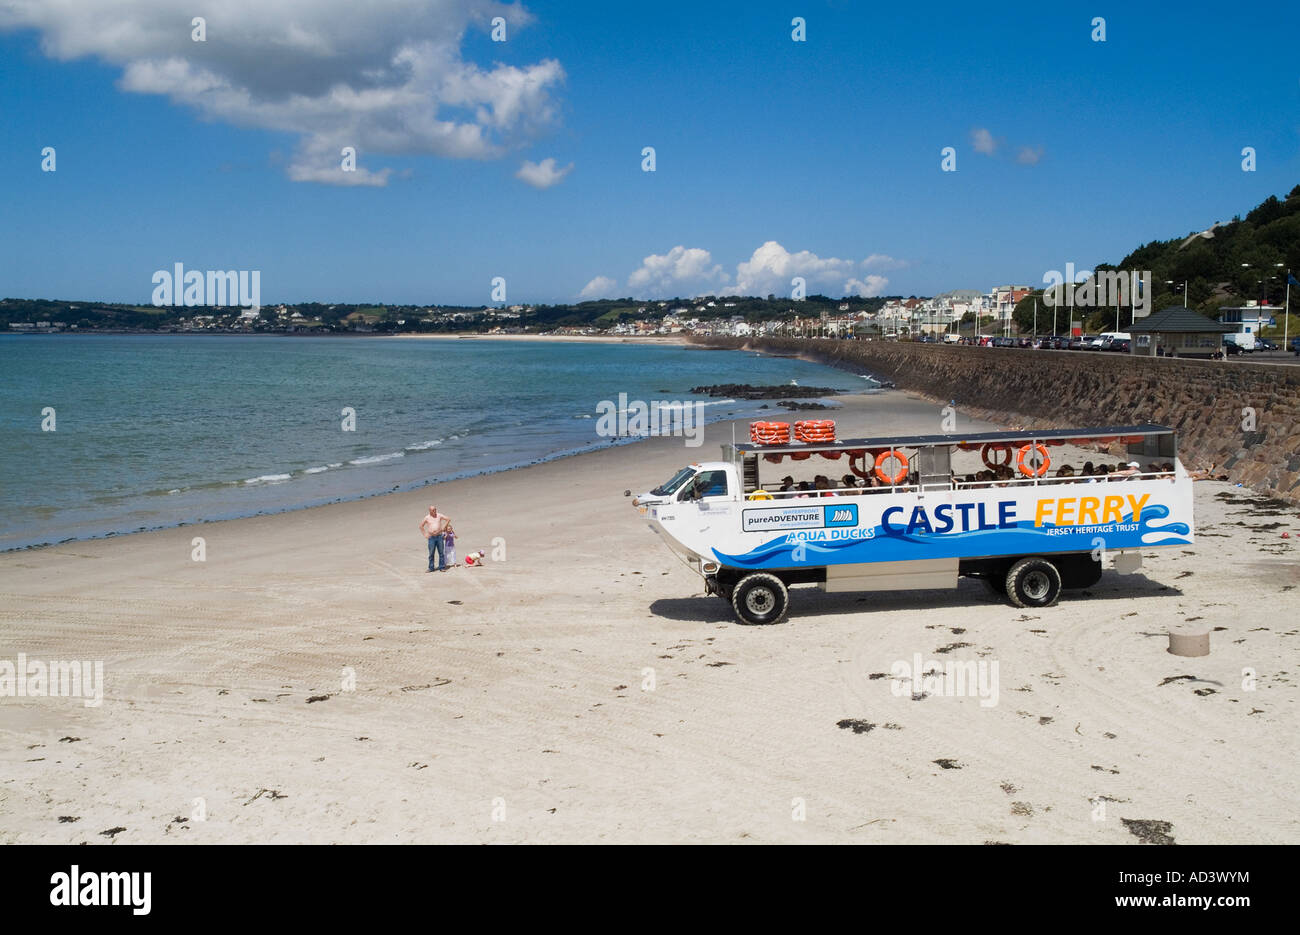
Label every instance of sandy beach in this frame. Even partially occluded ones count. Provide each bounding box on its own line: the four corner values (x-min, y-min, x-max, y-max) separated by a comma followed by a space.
2, 392, 1297, 844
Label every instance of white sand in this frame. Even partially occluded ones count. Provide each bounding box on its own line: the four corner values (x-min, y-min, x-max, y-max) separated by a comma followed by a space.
1, 393, 1297, 844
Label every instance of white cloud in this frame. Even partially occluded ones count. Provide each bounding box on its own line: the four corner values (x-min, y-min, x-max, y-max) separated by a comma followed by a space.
516, 156, 572, 188
862, 253, 907, 272
627, 246, 727, 298
724, 241, 883, 298
971, 127, 998, 155
578, 275, 618, 299
0, 0, 565, 186
608, 241, 897, 300
843, 276, 889, 297
1016, 145, 1044, 165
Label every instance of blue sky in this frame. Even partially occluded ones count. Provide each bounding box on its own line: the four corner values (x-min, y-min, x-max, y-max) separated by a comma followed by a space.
1, 0, 1296, 306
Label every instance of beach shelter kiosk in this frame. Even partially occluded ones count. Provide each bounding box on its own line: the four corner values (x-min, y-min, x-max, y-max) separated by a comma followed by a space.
1128, 306, 1234, 358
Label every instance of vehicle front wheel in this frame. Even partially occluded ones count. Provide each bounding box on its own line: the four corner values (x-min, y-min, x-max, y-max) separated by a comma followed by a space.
731, 572, 790, 625
1005, 558, 1062, 608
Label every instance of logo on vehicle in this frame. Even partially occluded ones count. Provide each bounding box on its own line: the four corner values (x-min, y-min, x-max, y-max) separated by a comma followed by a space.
825, 504, 858, 527
741, 503, 859, 532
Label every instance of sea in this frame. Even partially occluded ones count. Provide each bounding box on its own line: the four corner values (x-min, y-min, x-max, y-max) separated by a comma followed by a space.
0, 335, 876, 550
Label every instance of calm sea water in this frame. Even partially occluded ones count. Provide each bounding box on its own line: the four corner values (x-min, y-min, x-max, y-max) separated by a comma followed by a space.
0, 335, 873, 550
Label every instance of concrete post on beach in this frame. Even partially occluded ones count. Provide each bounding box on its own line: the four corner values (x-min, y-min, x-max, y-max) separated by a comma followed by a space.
1168, 624, 1210, 657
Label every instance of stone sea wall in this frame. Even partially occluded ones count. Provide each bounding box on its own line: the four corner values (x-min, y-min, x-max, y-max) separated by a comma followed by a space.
692, 336, 1300, 501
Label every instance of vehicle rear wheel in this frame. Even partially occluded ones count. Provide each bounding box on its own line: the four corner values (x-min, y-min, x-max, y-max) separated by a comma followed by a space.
1005, 557, 1062, 608
731, 572, 789, 625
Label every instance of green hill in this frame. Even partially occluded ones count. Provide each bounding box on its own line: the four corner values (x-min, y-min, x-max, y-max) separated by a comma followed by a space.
1016, 186, 1300, 335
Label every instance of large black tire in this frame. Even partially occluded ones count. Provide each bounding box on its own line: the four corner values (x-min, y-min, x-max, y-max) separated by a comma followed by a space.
731, 572, 790, 625
1005, 557, 1062, 608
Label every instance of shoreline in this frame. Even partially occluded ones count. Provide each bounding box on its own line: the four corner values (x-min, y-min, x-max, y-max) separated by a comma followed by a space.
0, 390, 864, 555
3, 332, 695, 345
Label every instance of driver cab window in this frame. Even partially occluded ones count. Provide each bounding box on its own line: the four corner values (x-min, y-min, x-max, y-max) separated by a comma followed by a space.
679, 469, 729, 500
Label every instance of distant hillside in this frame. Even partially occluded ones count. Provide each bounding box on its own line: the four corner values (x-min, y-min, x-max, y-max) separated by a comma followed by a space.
0, 293, 895, 333
1015, 186, 1300, 334
1113, 185, 1300, 313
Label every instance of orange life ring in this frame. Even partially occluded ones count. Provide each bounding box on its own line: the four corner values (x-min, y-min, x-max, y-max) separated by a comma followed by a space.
790, 452, 810, 461
1016, 443, 1050, 477
764, 454, 784, 464
848, 452, 874, 479
750, 421, 791, 445
794, 420, 836, 444
981, 443, 1012, 469
874, 450, 909, 485
819, 450, 842, 460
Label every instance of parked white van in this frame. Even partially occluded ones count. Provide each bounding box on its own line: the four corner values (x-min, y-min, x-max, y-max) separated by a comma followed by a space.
1095, 332, 1131, 349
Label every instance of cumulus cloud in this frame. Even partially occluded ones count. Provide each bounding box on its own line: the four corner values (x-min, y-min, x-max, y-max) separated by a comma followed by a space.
602, 241, 897, 300
627, 246, 727, 298
578, 275, 618, 299
722, 241, 892, 298
971, 127, 998, 155
862, 253, 907, 272
843, 276, 889, 298
516, 156, 572, 188
1016, 145, 1044, 165
0, 0, 565, 185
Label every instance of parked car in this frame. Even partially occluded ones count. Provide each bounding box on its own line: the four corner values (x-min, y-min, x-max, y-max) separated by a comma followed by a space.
1222, 340, 1244, 356
1108, 338, 1132, 353
1291, 337, 1300, 355
1255, 338, 1278, 352
1067, 337, 1086, 350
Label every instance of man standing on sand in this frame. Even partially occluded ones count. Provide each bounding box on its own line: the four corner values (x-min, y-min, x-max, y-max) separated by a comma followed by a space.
419, 504, 452, 573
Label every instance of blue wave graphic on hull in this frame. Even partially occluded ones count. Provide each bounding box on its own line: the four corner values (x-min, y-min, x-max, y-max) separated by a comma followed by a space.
713, 505, 1190, 569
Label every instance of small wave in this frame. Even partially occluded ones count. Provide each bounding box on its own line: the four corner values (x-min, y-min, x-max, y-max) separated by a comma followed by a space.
349, 452, 405, 465
303, 465, 331, 474
404, 439, 443, 451
244, 473, 292, 485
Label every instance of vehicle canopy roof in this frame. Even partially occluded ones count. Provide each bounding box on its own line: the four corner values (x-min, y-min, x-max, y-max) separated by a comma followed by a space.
733, 422, 1173, 455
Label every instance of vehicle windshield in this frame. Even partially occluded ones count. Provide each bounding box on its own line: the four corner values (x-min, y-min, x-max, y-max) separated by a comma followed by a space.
651, 467, 696, 496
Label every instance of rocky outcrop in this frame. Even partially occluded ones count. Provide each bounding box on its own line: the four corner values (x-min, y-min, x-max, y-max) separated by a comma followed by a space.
691, 336, 1300, 501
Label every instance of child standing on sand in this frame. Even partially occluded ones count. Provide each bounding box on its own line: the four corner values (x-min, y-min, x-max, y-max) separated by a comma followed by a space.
444, 522, 456, 567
